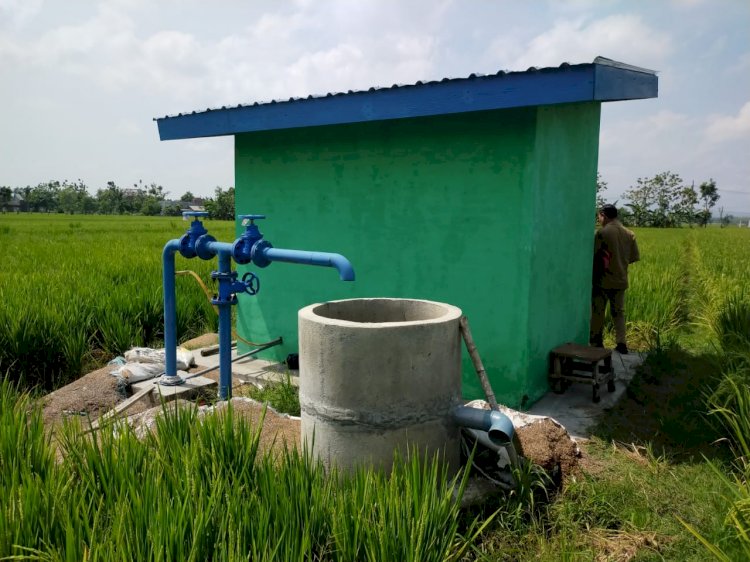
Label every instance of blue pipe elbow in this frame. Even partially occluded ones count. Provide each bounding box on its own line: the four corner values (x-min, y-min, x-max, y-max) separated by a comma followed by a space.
162, 239, 182, 378
261, 248, 355, 281
453, 406, 515, 446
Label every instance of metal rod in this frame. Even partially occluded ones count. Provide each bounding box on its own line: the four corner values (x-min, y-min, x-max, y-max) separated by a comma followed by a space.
200, 341, 237, 357
184, 338, 283, 381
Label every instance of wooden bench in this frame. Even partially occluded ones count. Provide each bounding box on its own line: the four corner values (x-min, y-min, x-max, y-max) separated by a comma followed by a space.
549, 343, 615, 403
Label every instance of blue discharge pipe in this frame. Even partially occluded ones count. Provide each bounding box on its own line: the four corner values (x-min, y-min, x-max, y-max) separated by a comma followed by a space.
452, 406, 515, 446
262, 248, 355, 281
161, 212, 355, 399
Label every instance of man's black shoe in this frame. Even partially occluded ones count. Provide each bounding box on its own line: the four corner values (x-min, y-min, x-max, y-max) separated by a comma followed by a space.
615, 343, 629, 355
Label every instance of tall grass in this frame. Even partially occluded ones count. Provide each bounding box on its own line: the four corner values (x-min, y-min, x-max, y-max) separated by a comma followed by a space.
680, 380, 750, 560
624, 227, 750, 350
0, 381, 489, 561
0, 214, 232, 390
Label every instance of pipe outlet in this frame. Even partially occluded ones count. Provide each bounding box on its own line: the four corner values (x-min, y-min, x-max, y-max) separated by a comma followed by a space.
452, 406, 515, 446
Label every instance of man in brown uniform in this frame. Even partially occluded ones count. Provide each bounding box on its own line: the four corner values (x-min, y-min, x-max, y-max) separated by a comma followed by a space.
590, 204, 640, 354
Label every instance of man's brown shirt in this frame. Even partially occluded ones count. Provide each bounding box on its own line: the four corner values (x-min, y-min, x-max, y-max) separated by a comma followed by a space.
593, 219, 640, 289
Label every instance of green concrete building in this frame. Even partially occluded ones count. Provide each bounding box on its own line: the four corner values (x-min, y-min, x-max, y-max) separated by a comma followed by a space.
156, 57, 657, 407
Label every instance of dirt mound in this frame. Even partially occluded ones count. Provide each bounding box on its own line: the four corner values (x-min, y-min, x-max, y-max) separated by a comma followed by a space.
515, 418, 581, 481
42, 365, 128, 428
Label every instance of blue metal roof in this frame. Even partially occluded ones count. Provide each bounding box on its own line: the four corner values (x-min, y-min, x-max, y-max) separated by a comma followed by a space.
155, 57, 657, 141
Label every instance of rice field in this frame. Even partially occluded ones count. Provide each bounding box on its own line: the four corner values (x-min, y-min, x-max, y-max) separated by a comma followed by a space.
1, 214, 749, 560
1, 214, 748, 390
618, 226, 750, 351
0, 214, 233, 389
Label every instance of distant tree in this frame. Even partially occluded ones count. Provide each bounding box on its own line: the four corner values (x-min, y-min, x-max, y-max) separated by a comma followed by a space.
0, 186, 11, 208
57, 180, 92, 214
27, 181, 61, 213
204, 186, 235, 220
96, 181, 124, 214
623, 171, 693, 227
698, 179, 720, 227
180, 191, 195, 203
674, 183, 699, 227
141, 197, 163, 216
596, 173, 608, 209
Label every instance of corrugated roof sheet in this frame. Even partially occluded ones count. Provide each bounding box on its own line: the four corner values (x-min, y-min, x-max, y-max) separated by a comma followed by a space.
155, 57, 657, 140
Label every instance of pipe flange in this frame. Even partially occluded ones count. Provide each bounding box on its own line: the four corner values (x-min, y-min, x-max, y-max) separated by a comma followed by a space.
195, 234, 216, 260
251, 239, 273, 268
158, 374, 184, 386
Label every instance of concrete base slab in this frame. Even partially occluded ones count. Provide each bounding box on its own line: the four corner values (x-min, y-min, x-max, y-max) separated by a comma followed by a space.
132, 375, 217, 403
527, 350, 645, 439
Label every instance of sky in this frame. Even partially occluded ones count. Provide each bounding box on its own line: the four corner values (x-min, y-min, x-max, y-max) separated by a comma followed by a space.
1, 0, 749, 214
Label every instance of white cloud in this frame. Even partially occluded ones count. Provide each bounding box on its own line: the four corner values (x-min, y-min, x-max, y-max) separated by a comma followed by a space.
0, 0, 43, 28
493, 14, 672, 71
706, 101, 750, 143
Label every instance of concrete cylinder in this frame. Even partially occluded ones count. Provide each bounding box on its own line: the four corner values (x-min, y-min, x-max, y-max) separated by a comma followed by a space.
298, 298, 463, 473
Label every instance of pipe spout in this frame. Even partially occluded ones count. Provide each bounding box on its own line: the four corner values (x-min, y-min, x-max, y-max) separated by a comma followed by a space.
453, 406, 515, 446
261, 247, 355, 281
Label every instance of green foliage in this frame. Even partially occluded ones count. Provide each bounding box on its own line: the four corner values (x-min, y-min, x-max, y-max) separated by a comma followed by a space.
244, 374, 301, 416
623, 171, 710, 228
0, 391, 483, 561
0, 214, 231, 389
204, 186, 235, 220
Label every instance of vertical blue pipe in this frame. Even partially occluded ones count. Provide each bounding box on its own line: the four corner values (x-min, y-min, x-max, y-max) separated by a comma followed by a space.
217, 250, 233, 399
162, 239, 181, 378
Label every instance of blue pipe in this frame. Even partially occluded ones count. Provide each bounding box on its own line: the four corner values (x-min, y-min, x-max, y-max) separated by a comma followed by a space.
216, 250, 233, 399
452, 406, 515, 446
262, 248, 355, 281
162, 239, 181, 379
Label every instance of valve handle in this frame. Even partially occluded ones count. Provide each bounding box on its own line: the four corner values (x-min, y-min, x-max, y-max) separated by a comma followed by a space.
239, 214, 266, 226
183, 211, 209, 221
242, 271, 260, 295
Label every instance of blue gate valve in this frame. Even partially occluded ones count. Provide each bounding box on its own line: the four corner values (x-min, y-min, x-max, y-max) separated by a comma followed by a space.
233, 214, 272, 267
179, 211, 210, 259
211, 270, 261, 305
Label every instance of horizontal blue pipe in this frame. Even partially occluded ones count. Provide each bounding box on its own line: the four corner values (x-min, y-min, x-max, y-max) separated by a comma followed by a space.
453, 406, 515, 446
162, 239, 181, 378
262, 247, 355, 281
206, 240, 234, 257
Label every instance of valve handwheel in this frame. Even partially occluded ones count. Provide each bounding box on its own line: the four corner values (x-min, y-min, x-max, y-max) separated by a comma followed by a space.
242, 271, 260, 295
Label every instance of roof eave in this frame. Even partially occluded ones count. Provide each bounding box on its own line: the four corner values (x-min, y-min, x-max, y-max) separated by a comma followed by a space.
156, 61, 657, 141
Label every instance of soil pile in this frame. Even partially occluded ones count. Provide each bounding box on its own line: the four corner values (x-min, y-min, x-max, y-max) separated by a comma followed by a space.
515, 418, 581, 481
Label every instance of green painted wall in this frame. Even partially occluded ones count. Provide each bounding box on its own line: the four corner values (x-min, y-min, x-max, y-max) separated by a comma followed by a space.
234, 103, 600, 408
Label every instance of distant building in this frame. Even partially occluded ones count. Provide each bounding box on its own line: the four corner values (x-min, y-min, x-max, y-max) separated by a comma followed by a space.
1, 196, 23, 213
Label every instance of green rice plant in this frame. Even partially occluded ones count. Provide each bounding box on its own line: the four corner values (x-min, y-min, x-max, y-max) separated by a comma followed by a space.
244, 373, 301, 416
680, 379, 750, 560
0, 214, 230, 389
330, 449, 495, 562
1, 389, 499, 561
711, 291, 750, 353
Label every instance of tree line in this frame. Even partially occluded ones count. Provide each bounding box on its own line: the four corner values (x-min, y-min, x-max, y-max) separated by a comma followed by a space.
597, 171, 734, 227
0, 181, 235, 220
